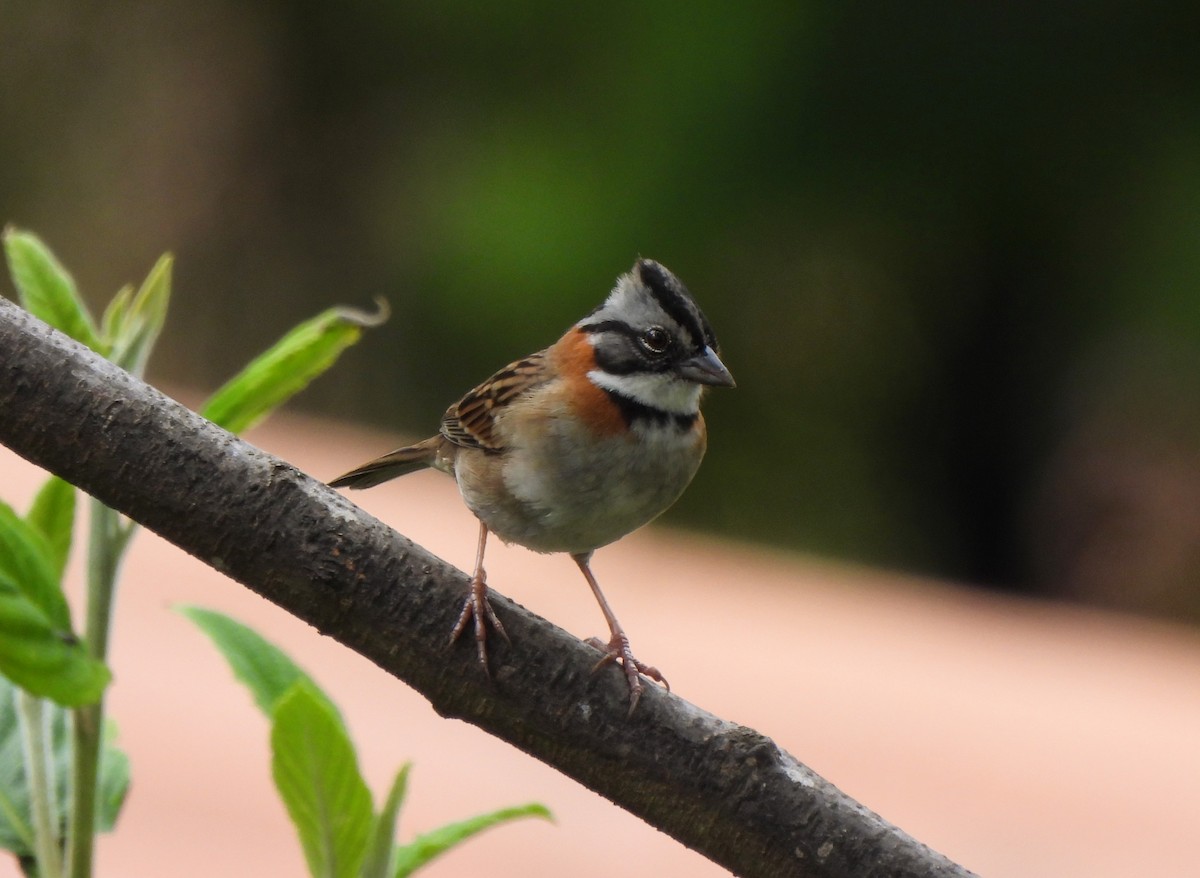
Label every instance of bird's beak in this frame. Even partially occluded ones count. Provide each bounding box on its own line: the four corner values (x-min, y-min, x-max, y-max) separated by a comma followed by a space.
676, 346, 736, 388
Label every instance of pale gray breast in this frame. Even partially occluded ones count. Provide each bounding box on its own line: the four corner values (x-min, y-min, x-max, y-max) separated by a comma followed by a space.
458, 404, 705, 555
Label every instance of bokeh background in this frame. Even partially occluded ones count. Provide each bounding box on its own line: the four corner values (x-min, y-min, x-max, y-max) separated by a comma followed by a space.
6, 2, 1200, 619
5, 4, 1200, 877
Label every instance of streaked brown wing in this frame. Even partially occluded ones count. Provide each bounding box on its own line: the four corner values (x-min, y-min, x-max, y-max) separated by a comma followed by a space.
440, 351, 549, 451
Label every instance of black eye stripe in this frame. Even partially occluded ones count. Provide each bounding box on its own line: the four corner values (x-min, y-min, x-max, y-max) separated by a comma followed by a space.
580, 321, 673, 354
591, 339, 673, 375
580, 320, 673, 356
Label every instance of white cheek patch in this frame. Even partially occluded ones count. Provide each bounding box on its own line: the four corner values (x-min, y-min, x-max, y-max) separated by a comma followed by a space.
587, 369, 702, 415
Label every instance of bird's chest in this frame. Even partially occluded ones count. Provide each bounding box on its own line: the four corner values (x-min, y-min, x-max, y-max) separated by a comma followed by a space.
459, 397, 705, 554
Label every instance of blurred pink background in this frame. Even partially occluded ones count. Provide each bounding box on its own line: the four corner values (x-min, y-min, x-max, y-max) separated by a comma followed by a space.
2, 407, 1198, 878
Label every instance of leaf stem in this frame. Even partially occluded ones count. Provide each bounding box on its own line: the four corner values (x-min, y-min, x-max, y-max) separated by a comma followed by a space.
17, 690, 63, 878
67, 498, 125, 878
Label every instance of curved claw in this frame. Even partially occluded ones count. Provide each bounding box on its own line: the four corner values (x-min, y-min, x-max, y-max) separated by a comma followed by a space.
585, 633, 669, 714
450, 572, 508, 675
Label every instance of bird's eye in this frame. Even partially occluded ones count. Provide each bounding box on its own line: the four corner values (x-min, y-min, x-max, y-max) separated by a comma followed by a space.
639, 326, 672, 354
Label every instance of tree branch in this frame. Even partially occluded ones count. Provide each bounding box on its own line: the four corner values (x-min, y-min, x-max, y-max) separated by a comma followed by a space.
0, 297, 975, 878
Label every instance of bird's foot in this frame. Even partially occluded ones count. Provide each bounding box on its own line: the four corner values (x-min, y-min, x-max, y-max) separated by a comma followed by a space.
450, 571, 508, 675
586, 632, 669, 714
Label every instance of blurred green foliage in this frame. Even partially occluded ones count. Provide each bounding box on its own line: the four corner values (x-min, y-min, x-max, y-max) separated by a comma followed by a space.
4, 1, 1200, 618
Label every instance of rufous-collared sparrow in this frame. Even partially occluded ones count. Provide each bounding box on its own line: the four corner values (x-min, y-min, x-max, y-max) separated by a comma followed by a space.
330, 258, 734, 709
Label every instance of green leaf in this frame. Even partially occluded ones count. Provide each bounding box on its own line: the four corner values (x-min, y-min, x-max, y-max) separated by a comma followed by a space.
0, 501, 102, 704
100, 283, 135, 344
0, 499, 70, 631
360, 764, 411, 878
178, 606, 340, 721
0, 677, 130, 857
107, 254, 172, 376
25, 478, 76, 583
391, 802, 552, 878
0, 571, 110, 706
200, 299, 389, 435
271, 681, 373, 878
3, 228, 104, 354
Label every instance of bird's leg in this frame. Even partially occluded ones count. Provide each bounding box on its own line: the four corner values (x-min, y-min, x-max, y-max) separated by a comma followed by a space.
572, 552, 668, 713
450, 521, 508, 674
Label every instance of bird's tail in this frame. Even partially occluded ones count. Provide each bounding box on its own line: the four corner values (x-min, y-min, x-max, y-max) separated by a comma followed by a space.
328, 436, 443, 489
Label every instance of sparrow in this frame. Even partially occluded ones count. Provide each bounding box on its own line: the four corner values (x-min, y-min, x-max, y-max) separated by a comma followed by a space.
330, 258, 734, 710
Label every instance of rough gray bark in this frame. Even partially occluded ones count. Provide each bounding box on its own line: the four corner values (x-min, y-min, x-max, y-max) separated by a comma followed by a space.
0, 297, 976, 878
